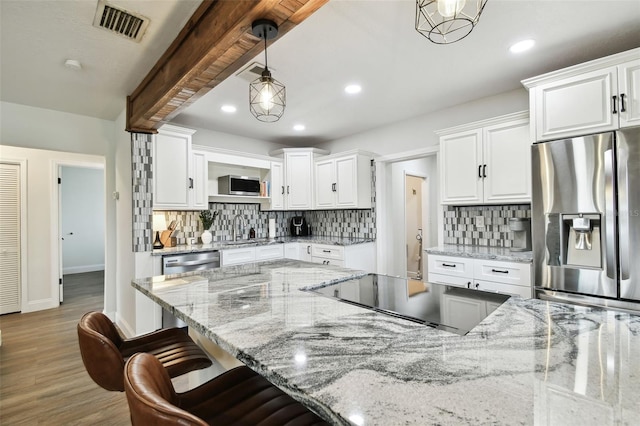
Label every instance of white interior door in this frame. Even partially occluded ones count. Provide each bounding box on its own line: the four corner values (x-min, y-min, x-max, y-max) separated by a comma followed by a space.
0, 163, 21, 314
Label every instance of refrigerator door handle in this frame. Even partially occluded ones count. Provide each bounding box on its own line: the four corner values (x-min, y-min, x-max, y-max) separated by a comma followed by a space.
604, 149, 617, 279
618, 147, 630, 280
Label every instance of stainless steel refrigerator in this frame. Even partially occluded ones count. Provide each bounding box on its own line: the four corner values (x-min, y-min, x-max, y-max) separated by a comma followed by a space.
531, 128, 639, 312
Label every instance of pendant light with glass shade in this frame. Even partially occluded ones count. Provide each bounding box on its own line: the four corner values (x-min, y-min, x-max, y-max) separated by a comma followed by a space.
415, 0, 488, 44
249, 19, 286, 122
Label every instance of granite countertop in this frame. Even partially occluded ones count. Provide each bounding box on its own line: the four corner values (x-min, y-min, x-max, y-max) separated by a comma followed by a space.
132, 260, 639, 425
426, 243, 533, 263
152, 236, 374, 256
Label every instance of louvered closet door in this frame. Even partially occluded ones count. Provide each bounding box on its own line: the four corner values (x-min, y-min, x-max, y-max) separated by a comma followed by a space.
0, 163, 21, 314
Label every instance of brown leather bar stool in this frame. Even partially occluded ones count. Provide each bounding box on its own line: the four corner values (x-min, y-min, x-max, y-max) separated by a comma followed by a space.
77, 311, 212, 392
124, 352, 329, 425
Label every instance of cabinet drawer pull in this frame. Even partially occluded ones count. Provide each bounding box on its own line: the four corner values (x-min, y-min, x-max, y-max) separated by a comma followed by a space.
442, 263, 456, 268
620, 93, 627, 113
612, 95, 618, 114
322, 249, 331, 253
491, 268, 509, 274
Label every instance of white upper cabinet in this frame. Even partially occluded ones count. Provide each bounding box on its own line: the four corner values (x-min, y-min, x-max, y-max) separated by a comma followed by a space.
285, 150, 314, 210
190, 150, 208, 210
314, 151, 373, 209
439, 129, 483, 205
620, 59, 640, 128
269, 148, 329, 211
153, 125, 206, 210
438, 112, 530, 205
483, 118, 531, 203
270, 161, 284, 210
522, 48, 640, 141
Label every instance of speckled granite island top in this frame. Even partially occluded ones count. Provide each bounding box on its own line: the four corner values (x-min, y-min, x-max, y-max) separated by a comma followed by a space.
132, 260, 639, 425
152, 236, 374, 256
426, 243, 533, 263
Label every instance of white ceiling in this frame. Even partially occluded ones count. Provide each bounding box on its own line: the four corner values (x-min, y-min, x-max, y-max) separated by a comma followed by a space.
2, 1, 639, 145
0, 0, 201, 120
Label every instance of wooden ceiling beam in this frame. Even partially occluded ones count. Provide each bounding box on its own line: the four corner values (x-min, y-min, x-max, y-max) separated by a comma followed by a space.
126, 0, 329, 133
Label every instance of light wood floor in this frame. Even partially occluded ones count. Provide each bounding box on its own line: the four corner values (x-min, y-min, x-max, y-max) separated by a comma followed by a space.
0, 271, 131, 425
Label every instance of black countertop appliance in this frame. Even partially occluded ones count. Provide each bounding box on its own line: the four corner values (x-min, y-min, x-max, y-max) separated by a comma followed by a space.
290, 216, 309, 236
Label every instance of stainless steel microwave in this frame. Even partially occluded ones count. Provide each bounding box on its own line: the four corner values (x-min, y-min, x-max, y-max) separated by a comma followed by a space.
218, 175, 261, 196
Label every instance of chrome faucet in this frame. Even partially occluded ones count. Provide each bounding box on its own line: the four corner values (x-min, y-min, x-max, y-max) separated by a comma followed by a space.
233, 214, 246, 241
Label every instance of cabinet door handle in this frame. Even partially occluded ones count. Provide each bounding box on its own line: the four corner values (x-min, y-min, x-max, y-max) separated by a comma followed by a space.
287, 186, 290, 194
612, 95, 618, 114
483, 164, 487, 178
620, 93, 627, 113
491, 269, 509, 274
478, 165, 482, 178
332, 183, 337, 192
281, 186, 285, 195
442, 263, 456, 268
467, 282, 471, 289
307, 246, 311, 254
188, 178, 193, 189
475, 283, 480, 289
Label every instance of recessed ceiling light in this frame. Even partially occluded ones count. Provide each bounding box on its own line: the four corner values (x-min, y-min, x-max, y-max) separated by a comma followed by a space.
510, 39, 535, 54
293, 124, 305, 131
221, 105, 237, 113
344, 84, 362, 95
64, 59, 82, 70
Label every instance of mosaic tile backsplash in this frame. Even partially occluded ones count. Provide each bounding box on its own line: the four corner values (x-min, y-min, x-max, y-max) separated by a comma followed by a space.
155, 204, 376, 245
131, 133, 153, 252
443, 204, 531, 247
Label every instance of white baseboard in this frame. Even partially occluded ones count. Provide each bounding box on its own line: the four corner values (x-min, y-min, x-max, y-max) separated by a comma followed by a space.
63, 264, 105, 275
116, 312, 135, 338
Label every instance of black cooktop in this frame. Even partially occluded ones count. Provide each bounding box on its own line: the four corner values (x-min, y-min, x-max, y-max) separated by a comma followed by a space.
304, 274, 509, 335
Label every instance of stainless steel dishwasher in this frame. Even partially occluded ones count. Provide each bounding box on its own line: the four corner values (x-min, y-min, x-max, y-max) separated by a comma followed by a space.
161, 251, 220, 328
162, 251, 220, 274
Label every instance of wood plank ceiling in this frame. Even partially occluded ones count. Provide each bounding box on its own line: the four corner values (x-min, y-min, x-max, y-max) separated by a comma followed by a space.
126, 0, 329, 133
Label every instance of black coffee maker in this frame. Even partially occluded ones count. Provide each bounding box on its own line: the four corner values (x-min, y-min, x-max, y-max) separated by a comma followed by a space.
290, 216, 310, 236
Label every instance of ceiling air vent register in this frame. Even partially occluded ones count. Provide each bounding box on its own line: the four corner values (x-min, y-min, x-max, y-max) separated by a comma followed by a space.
93, 0, 150, 43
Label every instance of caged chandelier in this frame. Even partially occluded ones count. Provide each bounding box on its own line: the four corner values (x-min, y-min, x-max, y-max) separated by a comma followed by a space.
249, 19, 286, 122
415, 0, 488, 44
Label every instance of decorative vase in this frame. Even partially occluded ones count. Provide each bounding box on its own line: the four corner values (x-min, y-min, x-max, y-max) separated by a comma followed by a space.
201, 230, 213, 245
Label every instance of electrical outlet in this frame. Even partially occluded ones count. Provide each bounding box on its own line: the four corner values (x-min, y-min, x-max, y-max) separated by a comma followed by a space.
475, 216, 485, 228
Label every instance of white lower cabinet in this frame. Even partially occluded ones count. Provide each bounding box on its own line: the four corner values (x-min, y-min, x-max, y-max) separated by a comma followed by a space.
255, 245, 284, 261
221, 247, 256, 266
427, 254, 532, 298
222, 245, 286, 266
284, 242, 375, 272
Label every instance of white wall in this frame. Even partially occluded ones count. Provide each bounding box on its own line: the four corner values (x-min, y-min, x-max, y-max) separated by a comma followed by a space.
316, 88, 528, 156
61, 166, 105, 274
387, 157, 438, 277
113, 108, 136, 333
1, 102, 116, 313
0, 145, 105, 311
190, 127, 290, 156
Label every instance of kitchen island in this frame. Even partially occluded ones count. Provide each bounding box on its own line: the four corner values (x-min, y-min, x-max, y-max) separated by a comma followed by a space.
132, 260, 639, 425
